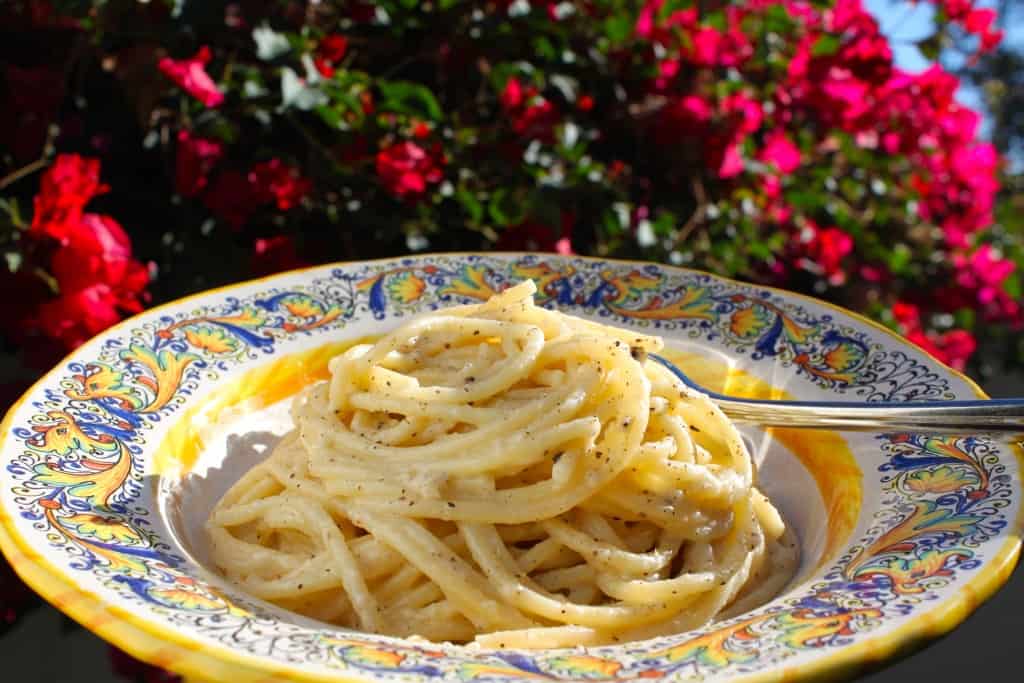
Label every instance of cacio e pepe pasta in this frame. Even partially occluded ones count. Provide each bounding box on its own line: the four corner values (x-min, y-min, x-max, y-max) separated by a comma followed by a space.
207, 280, 798, 648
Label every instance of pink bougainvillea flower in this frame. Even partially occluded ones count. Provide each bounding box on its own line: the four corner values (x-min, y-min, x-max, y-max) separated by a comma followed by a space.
717, 142, 744, 179
158, 46, 225, 108
759, 129, 801, 174
721, 91, 763, 136
946, 245, 1018, 323
635, 0, 665, 39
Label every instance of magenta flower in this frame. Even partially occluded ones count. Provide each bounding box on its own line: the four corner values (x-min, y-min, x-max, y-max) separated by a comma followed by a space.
158, 46, 225, 108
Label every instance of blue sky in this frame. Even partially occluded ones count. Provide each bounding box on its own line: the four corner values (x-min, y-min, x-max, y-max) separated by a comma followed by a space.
865, 0, 1022, 138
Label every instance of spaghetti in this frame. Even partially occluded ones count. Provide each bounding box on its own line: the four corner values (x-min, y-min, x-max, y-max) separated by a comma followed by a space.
207, 280, 798, 647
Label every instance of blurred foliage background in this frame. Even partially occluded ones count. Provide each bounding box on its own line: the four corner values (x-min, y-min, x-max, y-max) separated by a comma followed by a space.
0, 3, 1023, 682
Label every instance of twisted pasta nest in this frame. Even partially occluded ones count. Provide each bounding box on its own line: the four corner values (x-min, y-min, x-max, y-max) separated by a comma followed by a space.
208, 280, 798, 648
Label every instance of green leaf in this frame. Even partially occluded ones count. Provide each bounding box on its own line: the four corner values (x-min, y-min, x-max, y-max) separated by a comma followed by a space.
917, 34, 943, 61
1004, 272, 1022, 299
603, 15, 632, 44
0, 197, 22, 227
487, 188, 528, 226
316, 104, 344, 130
653, 211, 677, 236
533, 36, 558, 61
747, 240, 772, 260
377, 81, 443, 121
762, 4, 794, 34
955, 307, 977, 330
812, 34, 841, 57
785, 189, 821, 213
888, 243, 912, 274
457, 188, 484, 224
703, 11, 726, 32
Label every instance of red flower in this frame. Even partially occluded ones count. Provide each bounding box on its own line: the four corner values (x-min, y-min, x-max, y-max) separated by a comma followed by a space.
501, 77, 525, 110
411, 121, 431, 139
251, 235, 306, 276
501, 78, 560, 142
30, 155, 108, 244
50, 213, 149, 311
249, 159, 312, 211
37, 285, 125, 351
203, 170, 257, 230
892, 301, 920, 328
314, 34, 349, 78
906, 329, 977, 371
376, 141, 444, 202
175, 130, 224, 198
892, 297, 978, 370
19, 154, 150, 350
158, 46, 225, 108
204, 161, 311, 229
39, 212, 150, 350
795, 222, 853, 286
513, 100, 559, 140
964, 8, 1003, 53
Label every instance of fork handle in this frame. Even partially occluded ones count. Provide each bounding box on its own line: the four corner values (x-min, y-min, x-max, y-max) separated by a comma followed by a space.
714, 396, 1024, 433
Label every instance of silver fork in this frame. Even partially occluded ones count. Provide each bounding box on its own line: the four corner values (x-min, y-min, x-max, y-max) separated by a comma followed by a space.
649, 354, 1024, 433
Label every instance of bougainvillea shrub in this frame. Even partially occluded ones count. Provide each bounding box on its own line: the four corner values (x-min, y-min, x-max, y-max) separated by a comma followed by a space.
0, 0, 1016, 377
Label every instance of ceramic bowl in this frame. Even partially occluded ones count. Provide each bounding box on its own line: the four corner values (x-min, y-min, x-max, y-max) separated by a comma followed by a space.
1, 253, 1020, 683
